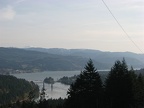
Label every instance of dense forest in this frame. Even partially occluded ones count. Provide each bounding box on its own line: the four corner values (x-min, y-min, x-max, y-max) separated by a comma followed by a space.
0, 75, 39, 106
57, 75, 78, 85
26, 47, 144, 68
44, 77, 54, 84
0, 59, 144, 108
0, 47, 144, 74
56, 70, 144, 85
0, 47, 88, 72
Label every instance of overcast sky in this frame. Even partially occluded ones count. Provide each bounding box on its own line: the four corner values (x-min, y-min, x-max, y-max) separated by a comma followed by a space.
0, 0, 144, 53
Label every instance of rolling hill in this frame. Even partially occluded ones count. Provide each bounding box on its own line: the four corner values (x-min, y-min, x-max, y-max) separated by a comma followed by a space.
0, 47, 144, 74
26, 47, 144, 69
0, 47, 108, 73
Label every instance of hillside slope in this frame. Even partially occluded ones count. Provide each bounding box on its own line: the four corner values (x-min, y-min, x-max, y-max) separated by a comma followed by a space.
0, 48, 108, 73
26, 48, 144, 69
0, 75, 39, 105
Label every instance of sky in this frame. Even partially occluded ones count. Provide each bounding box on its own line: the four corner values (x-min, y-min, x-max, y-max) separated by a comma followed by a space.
0, 0, 144, 53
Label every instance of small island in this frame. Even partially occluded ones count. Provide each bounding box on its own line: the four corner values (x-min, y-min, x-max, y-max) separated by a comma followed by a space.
43, 75, 78, 85
57, 75, 78, 85
44, 77, 55, 84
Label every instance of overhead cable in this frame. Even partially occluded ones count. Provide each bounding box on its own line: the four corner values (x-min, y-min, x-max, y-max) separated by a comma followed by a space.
101, 0, 144, 54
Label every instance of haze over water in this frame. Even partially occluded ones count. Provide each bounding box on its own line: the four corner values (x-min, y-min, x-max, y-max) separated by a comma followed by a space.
12, 71, 81, 99
12, 70, 109, 99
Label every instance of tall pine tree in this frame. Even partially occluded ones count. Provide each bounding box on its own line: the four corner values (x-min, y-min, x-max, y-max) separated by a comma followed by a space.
105, 59, 134, 108
65, 59, 103, 108
134, 73, 144, 107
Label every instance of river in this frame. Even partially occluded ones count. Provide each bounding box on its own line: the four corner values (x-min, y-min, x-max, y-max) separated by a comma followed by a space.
11, 70, 109, 99
12, 71, 81, 99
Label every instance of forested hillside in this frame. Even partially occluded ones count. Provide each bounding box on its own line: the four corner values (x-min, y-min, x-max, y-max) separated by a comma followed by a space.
0, 75, 39, 106
26, 47, 144, 69
1, 59, 143, 108
0, 47, 108, 74
65, 59, 144, 108
0, 47, 144, 74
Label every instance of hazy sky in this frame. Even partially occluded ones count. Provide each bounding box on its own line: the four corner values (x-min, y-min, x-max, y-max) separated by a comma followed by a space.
0, 0, 144, 53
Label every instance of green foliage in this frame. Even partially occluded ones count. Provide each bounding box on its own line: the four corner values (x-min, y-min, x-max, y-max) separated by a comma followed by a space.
26, 48, 144, 69
66, 59, 103, 108
57, 75, 78, 85
44, 77, 54, 84
0, 75, 39, 106
133, 73, 144, 107
105, 59, 131, 108
45, 98, 66, 108
0, 47, 90, 72
105, 59, 144, 108
0, 58, 144, 108
0, 98, 66, 108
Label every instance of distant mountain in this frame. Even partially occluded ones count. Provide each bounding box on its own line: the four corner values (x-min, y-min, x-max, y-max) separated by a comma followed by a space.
25, 47, 144, 69
0, 47, 108, 73
0, 47, 143, 73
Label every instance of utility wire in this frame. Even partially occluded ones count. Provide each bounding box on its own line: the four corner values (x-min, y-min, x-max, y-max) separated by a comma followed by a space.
101, 0, 144, 54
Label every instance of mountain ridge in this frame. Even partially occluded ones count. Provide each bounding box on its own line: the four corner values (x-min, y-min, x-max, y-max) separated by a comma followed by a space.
25, 47, 144, 68
0, 47, 143, 73
0, 47, 108, 73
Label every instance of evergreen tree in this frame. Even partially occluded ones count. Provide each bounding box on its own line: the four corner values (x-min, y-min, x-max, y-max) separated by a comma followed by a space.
134, 73, 144, 107
105, 59, 134, 108
65, 59, 103, 108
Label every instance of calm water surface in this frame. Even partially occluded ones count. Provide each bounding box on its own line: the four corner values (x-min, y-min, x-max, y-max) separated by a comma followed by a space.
12, 70, 109, 99
12, 71, 81, 99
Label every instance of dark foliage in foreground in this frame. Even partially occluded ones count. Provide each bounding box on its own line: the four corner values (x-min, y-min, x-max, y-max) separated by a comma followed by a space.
65, 59, 103, 108
65, 59, 144, 108
0, 75, 39, 106
0, 98, 66, 108
0, 59, 144, 108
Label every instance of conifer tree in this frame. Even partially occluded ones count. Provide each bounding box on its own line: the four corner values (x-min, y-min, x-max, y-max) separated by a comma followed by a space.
66, 59, 103, 108
134, 73, 144, 107
105, 59, 134, 108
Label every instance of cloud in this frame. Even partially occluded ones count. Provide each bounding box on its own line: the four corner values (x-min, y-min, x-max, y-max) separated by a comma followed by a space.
123, 0, 144, 10
15, 0, 27, 4
0, 5, 16, 21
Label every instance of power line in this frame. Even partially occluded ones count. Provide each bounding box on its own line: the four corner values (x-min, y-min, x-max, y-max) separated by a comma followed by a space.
101, 0, 144, 54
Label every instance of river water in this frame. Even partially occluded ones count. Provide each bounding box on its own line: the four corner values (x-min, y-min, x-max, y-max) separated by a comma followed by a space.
12, 70, 109, 99
12, 71, 81, 99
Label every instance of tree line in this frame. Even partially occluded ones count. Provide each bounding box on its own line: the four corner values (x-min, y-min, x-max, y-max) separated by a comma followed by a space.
0, 59, 144, 108
66, 59, 144, 108
0, 75, 39, 106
